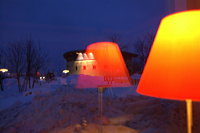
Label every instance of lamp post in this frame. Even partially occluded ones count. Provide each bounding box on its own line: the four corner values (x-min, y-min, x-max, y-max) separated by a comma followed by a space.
76, 42, 132, 133
137, 10, 200, 133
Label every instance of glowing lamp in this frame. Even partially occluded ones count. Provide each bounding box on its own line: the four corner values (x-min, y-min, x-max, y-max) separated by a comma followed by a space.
76, 42, 132, 88
137, 10, 200, 133
0, 68, 8, 73
63, 69, 69, 74
76, 42, 132, 133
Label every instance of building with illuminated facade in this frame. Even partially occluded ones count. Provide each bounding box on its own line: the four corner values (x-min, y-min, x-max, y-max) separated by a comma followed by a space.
63, 50, 137, 76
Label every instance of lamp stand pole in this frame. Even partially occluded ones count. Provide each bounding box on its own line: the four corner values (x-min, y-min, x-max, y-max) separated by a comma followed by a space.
98, 87, 104, 133
186, 99, 192, 133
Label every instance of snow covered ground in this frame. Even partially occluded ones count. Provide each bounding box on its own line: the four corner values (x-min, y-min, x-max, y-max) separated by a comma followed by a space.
1, 75, 200, 133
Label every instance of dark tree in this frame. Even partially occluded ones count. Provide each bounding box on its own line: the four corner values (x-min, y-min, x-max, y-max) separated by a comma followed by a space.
31, 44, 47, 88
0, 46, 6, 91
0, 72, 5, 91
0, 47, 3, 67
108, 33, 128, 50
109, 33, 121, 43
23, 38, 48, 90
134, 32, 155, 73
0, 45, 7, 68
6, 41, 25, 92
24, 38, 36, 89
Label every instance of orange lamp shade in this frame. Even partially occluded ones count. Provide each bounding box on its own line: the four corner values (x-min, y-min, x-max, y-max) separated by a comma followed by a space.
76, 42, 132, 88
137, 10, 200, 101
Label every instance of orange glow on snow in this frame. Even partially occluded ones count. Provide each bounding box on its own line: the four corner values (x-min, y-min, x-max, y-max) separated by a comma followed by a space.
76, 42, 132, 88
137, 10, 200, 101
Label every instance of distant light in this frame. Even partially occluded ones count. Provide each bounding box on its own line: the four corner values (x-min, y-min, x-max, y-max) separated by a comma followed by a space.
0, 68, 8, 73
63, 70, 69, 74
40, 76, 45, 80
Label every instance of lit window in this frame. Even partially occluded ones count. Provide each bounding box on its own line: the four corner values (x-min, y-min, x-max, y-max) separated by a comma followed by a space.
83, 66, 86, 70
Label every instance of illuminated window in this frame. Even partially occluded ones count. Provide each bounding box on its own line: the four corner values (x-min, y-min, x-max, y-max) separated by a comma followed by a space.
83, 66, 86, 70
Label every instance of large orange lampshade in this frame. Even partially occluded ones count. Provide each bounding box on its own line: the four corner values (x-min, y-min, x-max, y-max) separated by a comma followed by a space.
137, 10, 200, 101
76, 42, 132, 88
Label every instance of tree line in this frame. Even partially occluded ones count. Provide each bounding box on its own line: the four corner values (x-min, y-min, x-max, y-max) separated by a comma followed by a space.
0, 37, 47, 92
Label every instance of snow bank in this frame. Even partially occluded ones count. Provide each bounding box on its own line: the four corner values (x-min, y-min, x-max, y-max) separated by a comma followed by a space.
54, 124, 138, 133
1, 75, 197, 133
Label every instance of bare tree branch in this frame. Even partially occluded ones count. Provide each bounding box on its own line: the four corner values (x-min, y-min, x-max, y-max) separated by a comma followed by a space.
23, 37, 48, 89
6, 41, 25, 92
108, 33, 128, 50
133, 32, 155, 72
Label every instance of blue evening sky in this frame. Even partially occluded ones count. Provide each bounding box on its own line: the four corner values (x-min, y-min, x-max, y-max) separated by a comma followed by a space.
0, 0, 170, 73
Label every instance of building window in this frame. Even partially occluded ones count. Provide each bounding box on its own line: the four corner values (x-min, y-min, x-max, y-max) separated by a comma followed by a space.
83, 66, 86, 70
76, 66, 78, 71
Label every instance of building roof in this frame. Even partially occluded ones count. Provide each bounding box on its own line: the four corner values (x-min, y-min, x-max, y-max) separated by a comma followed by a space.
63, 49, 137, 62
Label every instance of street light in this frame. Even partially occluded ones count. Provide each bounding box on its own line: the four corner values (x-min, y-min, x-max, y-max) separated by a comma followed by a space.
0, 68, 8, 73
63, 70, 69, 74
